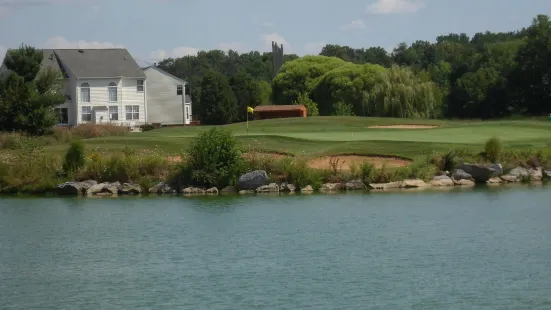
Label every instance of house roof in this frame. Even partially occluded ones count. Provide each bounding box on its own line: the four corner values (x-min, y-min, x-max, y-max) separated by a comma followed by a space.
254, 105, 306, 112
143, 65, 187, 84
53, 49, 146, 78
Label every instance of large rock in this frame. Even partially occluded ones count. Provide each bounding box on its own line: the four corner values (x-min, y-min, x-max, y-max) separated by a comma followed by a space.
320, 183, 344, 192
345, 179, 367, 190
368, 182, 402, 190
400, 179, 429, 188
119, 183, 141, 195
487, 177, 502, 184
279, 182, 296, 192
86, 182, 120, 196
452, 169, 472, 181
56, 182, 83, 195
238, 170, 269, 190
149, 182, 176, 194
183, 187, 205, 195
300, 185, 314, 192
453, 179, 475, 186
206, 187, 219, 194
457, 163, 499, 182
544, 170, 551, 179
430, 175, 454, 187
256, 183, 280, 193
221, 186, 236, 193
505, 166, 543, 182
500, 174, 520, 183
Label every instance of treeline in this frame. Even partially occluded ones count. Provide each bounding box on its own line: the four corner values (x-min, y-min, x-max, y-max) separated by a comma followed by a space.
156, 14, 551, 123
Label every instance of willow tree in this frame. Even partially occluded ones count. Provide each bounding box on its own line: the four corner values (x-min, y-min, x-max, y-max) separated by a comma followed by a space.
366, 65, 442, 118
312, 63, 386, 115
271, 56, 346, 105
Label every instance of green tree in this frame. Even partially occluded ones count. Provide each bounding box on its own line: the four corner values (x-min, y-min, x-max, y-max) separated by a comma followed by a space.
0, 44, 65, 135
229, 71, 262, 122
332, 101, 355, 116
293, 92, 319, 116
198, 70, 238, 125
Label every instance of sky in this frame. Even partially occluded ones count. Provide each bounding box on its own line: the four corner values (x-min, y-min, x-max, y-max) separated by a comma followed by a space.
0, 0, 550, 66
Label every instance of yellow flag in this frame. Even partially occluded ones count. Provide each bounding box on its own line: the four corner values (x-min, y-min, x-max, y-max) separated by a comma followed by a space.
247, 106, 254, 113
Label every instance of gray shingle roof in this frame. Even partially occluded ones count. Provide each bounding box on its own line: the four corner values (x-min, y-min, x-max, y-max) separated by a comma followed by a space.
53, 49, 146, 78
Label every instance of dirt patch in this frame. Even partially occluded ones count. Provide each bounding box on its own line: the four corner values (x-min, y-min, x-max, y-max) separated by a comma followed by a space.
308, 155, 411, 171
166, 152, 289, 163
367, 125, 439, 129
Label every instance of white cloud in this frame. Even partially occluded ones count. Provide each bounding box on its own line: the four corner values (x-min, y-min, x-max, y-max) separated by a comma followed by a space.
149, 49, 167, 61
340, 20, 366, 30
260, 33, 289, 51
171, 46, 200, 58
302, 42, 325, 56
366, 0, 424, 14
217, 42, 247, 53
43, 36, 124, 49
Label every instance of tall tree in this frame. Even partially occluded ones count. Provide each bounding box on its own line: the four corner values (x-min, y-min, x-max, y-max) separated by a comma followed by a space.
198, 70, 238, 125
0, 44, 65, 135
229, 71, 262, 122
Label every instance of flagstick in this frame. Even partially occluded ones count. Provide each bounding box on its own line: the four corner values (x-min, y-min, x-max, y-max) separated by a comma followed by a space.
246, 108, 249, 137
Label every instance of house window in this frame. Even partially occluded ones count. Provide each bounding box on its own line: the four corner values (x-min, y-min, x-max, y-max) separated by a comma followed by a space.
54, 108, 68, 124
81, 106, 92, 122
177, 85, 183, 95
109, 106, 119, 121
125, 105, 139, 120
81, 83, 90, 102
137, 80, 144, 92
108, 82, 118, 102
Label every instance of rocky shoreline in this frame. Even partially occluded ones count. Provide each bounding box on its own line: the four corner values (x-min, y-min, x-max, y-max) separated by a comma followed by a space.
54, 163, 550, 197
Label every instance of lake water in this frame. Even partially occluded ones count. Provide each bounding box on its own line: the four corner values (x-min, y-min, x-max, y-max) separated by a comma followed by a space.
1, 186, 551, 309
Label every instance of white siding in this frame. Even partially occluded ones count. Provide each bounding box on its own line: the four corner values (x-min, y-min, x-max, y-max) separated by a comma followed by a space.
144, 67, 185, 125
75, 78, 145, 126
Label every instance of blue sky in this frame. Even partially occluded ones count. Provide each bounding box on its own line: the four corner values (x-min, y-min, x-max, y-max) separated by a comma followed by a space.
0, 0, 550, 66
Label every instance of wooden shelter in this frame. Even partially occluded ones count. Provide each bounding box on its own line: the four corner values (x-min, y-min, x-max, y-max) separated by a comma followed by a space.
253, 105, 307, 120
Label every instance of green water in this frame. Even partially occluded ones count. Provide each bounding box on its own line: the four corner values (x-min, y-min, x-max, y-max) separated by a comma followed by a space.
1, 187, 551, 309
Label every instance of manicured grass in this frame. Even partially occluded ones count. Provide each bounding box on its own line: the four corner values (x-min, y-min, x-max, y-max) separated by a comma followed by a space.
41, 116, 551, 159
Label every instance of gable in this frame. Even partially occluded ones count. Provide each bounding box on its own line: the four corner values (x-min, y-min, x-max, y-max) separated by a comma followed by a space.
53, 49, 146, 78
143, 66, 187, 85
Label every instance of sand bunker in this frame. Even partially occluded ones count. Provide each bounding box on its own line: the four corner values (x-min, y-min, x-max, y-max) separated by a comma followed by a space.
166, 152, 289, 163
308, 155, 411, 171
368, 125, 439, 129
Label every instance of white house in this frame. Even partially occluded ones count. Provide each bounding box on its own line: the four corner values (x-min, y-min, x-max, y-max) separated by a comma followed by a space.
142, 65, 193, 125
0, 48, 193, 127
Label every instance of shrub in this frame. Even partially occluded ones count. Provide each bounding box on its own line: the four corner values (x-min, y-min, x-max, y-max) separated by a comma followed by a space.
187, 127, 242, 188
63, 140, 86, 174
332, 101, 355, 116
69, 124, 129, 139
484, 137, 503, 163
359, 162, 377, 184
140, 124, 156, 132
285, 157, 322, 189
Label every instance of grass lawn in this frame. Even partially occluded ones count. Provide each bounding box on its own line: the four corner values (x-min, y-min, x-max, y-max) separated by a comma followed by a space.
42, 116, 551, 159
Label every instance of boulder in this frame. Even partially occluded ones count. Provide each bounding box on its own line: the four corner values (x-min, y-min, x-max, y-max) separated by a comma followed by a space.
238, 190, 255, 195
430, 175, 454, 187
220, 186, 236, 193
256, 183, 280, 193
487, 177, 502, 184
500, 175, 520, 183
456, 163, 498, 182
238, 170, 269, 190
104, 182, 120, 195
544, 170, 551, 179
86, 182, 120, 196
320, 183, 344, 191
183, 187, 205, 195
505, 166, 542, 182
368, 182, 402, 190
453, 179, 475, 186
345, 179, 366, 190
279, 182, 296, 192
149, 182, 176, 194
206, 187, 219, 194
400, 179, 430, 188
300, 185, 314, 192
452, 169, 472, 181
56, 182, 84, 195
119, 183, 141, 195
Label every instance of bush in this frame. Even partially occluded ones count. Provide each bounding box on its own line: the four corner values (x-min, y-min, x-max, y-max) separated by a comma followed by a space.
285, 157, 322, 189
359, 162, 377, 184
140, 124, 156, 132
187, 127, 242, 188
332, 101, 355, 116
63, 140, 86, 174
484, 137, 503, 163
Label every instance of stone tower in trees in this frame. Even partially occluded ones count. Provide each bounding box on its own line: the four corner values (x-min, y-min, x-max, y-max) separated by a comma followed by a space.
271, 41, 284, 80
